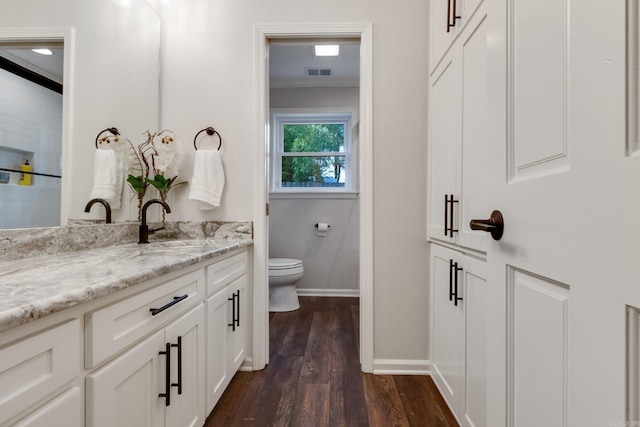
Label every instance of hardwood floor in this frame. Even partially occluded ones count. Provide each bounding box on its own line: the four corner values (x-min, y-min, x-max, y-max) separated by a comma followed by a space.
205, 296, 458, 427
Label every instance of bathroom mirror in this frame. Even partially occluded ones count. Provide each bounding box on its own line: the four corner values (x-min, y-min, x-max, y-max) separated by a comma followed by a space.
0, 0, 161, 229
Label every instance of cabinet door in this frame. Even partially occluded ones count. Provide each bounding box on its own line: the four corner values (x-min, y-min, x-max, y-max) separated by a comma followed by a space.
228, 276, 247, 373
427, 51, 461, 243
430, 245, 463, 411
459, 255, 487, 427
205, 289, 230, 412
164, 305, 205, 427
12, 387, 82, 427
457, 9, 489, 252
87, 330, 165, 427
430, 0, 458, 73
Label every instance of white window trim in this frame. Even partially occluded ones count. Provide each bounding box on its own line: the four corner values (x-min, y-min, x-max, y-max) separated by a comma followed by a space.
270, 108, 358, 196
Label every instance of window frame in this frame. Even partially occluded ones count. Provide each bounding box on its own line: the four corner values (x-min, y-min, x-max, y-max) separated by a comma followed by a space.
270, 109, 357, 196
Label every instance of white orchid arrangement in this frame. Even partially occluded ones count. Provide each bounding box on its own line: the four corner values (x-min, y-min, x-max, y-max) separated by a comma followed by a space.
125, 130, 184, 222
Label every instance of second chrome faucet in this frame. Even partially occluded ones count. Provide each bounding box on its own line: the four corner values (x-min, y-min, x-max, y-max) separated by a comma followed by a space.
139, 199, 171, 244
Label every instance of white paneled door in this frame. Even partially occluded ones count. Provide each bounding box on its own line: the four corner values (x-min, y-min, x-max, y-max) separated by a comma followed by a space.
486, 0, 637, 426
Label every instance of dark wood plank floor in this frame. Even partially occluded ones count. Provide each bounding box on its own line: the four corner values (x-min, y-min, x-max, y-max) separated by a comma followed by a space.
205, 296, 458, 427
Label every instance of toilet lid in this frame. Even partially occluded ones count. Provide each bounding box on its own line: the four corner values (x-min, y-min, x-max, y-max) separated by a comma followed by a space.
269, 258, 303, 270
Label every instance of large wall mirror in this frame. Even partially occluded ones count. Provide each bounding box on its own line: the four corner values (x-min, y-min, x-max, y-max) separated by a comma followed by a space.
0, 0, 161, 229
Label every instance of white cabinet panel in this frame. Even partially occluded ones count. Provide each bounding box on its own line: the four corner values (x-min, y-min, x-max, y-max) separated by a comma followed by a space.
87, 330, 165, 427
0, 320, 79, 426
206, 251, 247, 296
86, 269, 204, 368
428, 7, 488, 253
430, 244, 486, 427
164, 305, 205, 427
12, 387, 82, 427
205, 288, 230, 412
205, 274, 247, 413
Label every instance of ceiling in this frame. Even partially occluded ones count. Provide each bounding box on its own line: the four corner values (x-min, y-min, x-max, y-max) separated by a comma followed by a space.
0, 45, 64, 84
269, 41, 360, 88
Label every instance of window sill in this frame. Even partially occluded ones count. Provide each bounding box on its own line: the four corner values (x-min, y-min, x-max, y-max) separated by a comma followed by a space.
269, 192, 359, 200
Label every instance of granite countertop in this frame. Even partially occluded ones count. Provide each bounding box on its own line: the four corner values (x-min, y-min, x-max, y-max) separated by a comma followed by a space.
0, 224, 253, 333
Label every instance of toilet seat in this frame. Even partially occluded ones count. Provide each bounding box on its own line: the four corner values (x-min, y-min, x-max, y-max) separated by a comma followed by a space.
269, 258, 303, 270
269, 258, 303, 278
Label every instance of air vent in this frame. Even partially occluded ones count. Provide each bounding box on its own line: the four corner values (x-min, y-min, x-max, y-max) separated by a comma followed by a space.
306, 67, 332, 77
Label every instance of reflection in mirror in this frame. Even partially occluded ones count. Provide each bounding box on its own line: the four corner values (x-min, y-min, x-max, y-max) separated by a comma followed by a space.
0, 0, 161, 230
0, 42, 63, 228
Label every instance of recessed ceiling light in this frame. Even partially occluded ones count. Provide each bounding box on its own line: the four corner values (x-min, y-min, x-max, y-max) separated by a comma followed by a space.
31, 48, 53, 56
314, 45, 340, 57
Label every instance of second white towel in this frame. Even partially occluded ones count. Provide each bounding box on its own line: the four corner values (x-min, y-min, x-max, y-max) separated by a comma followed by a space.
188, 150, 225, 210
89, 149, 123, 209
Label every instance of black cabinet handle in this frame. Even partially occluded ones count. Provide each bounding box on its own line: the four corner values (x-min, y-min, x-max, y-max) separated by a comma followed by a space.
228, 292, 237, 331
158, 342, 171, 406
448, 259, 454, 301
150, 294, 189, 316
171, 336, 182, 395
453, 262, 463, 306
444, 194, 459, 237
470, 210, 504, 240
235, 290, 241, 328
447, 0, 461, 32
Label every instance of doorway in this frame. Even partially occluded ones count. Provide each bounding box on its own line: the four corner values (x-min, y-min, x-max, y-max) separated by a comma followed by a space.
253, 23, 373, 372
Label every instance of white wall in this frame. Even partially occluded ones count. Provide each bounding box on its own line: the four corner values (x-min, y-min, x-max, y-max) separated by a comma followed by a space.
269, 87, 360, 294
159, 0, 430, 362
0, 69, 62, 228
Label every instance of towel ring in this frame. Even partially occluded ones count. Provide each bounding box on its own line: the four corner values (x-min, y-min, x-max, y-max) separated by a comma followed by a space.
95, 127, 120, 149
193, 127, 222, 151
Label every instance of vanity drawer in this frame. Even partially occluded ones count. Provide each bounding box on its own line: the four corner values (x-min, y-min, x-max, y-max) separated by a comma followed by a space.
206, 251, 247, 296
85, 269, 204, 368
0, 320, 80, 426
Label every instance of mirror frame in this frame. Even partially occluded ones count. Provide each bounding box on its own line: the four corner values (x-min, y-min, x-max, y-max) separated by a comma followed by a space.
0, 27, 74, 225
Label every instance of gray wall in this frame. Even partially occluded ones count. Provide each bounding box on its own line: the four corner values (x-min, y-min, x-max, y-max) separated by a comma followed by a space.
269, 87, 359, 294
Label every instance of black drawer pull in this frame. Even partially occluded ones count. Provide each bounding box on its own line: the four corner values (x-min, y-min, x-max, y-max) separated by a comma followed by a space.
150, 294, 189, 316
171, 336, 182, 395
158, 342, 171, 406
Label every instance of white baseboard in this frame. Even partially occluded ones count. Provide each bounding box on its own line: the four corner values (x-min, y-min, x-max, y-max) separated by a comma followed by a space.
239, 357, 254, 372
297, 288, 360, 298
372, 359, 431, 375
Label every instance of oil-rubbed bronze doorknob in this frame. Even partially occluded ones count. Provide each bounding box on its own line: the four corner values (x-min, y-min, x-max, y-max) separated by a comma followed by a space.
469, 210, 504, 240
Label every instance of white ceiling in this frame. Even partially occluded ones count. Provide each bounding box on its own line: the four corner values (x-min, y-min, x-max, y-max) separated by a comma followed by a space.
0, 46, 64, 84
269, 42, 360, 88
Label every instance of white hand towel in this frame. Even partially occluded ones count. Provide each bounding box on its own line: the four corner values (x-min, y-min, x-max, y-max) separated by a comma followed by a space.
89, 149, 123, 209
188, 150, 225, 210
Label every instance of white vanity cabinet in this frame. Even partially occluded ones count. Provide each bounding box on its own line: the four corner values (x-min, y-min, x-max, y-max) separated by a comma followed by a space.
430, 244, 486, 427
0, 245, 250, 427
204, 251, 248, 413
0, 320, 81, 427
86, 268, 207, 427
86, 304, 205, 427
427, 4, 489, 253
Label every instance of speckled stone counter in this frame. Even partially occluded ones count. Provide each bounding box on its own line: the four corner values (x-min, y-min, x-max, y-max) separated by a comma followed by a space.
0, 222, 252, 333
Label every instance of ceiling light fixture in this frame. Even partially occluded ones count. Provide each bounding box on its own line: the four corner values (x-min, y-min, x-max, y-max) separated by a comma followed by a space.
314, 45, 340, 57
31, 48, 53, 56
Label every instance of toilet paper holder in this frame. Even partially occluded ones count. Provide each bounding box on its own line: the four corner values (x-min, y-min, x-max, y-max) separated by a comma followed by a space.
314, 223, 330, 228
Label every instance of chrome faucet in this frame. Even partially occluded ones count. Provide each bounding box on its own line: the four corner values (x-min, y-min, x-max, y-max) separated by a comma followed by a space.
139, 199, 171, 244
84, 198, 112, 224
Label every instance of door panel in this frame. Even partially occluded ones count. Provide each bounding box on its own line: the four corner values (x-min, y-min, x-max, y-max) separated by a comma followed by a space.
510, 0, 568, 180
508, 270, 568, 427
486, 0, 631, 425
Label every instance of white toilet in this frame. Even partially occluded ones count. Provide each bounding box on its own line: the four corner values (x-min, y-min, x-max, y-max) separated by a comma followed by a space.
268, 258, 303, 312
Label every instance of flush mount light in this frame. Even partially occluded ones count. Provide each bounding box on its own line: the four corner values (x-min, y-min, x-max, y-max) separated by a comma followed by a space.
314, 45, 340, 57
31, 48, 53, 56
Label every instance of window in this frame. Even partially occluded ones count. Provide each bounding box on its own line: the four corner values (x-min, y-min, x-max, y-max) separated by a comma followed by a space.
271, 111, 356, 195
